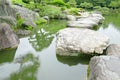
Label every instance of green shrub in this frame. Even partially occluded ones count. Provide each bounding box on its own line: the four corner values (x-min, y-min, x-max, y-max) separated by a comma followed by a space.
35, 17, 47, 25
24, 2, 35, 10
68, 0, 76, 7
80, 2, 93, 9
68, 8, 79, 15
22, 0, 30, 3
39, 5, 62, 18
15, 13, 25, 30
50, 0, 66, 7
93, 6, 102, 10
94, 6, 110, 15
61, 6, 67, 11
65, 3, 71, 8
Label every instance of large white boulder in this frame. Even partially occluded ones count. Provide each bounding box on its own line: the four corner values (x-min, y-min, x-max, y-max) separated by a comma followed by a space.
56, 28, 109, 56
89, 56, 120, 80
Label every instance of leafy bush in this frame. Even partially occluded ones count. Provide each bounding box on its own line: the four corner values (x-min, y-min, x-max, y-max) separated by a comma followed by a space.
15, 13, 33, 30
22, 0, 30, 3
109, 1, 120, 9
24, 2, 35, 10
15, 13, 25, 29
39, 5, 62, 18
68, 0, 76, 7
68, 8, 79, 15
93, 6, 101, 10
35, 17, 47, 25
94, 6, 110, 15
80, 2, 93, 9
50, 0, 66, 7
65, 3, 71, 8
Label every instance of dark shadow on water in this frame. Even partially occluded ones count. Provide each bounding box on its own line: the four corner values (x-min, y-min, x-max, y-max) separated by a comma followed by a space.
56, 53, 93, 66
0, 49, 16, 64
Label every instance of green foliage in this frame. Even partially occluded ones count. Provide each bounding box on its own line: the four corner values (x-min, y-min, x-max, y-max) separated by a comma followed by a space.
80, 2, 93, 9
12, 0, 26, 5
68, 0, 77, 7
33, 0, 41, 3
39, 5, 63, 18
24, 2, 36, 10
68, 8, 79, 15
91, 0, 106, 7
35, 17, 47, 25
25, 25, 33, 30
93, 6, 101, 10
50, 0, 66, 7
12, 0, 35, 9
15, 13, 25, 30
15, 13, 33, 30
94, 6, 110, 15
22, 0, 30, 3
109, 1, 120, 9
63, 0, 69, 3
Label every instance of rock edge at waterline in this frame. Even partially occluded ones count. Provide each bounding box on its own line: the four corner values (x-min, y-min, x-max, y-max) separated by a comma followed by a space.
0, 23, 19, 50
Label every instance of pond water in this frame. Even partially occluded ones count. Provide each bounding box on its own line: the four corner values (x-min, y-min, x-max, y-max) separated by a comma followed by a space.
0, 14, 120, 80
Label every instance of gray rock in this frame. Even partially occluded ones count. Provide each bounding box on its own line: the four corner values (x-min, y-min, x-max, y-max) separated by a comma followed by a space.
89, 56, 120, 80
0, 16, 16, 26
56, 28, 109, 56
43, 16, 49, 21
106, 44, 120, 56
0, 0, 16, 26
0, 23, 19, 50
91, 13, 105, 21
67, 13, 104, 29
67, 18, 98, 29
14, 5, 40, 27
0, 0, 15, 17
16, 29, 31, 35
67, 15, 76, 21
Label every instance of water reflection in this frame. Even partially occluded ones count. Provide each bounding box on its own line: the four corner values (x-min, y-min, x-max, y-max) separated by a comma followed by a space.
6, 53, 40, 80
103, 14, 120, 28
29, 28, 54, 51
98, 23, 120, 44
56, 54, 92, 66
0, 49, 16, 64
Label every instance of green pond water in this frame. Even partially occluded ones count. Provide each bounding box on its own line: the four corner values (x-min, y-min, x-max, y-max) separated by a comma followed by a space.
0, 14, 120, 80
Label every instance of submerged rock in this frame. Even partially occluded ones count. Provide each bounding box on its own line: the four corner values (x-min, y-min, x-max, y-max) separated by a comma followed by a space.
14, 5, 39, 27
56, 28, 109, 56
89, 56, 120, 80
0, 23, 19, 50
106, 44, 120, 56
